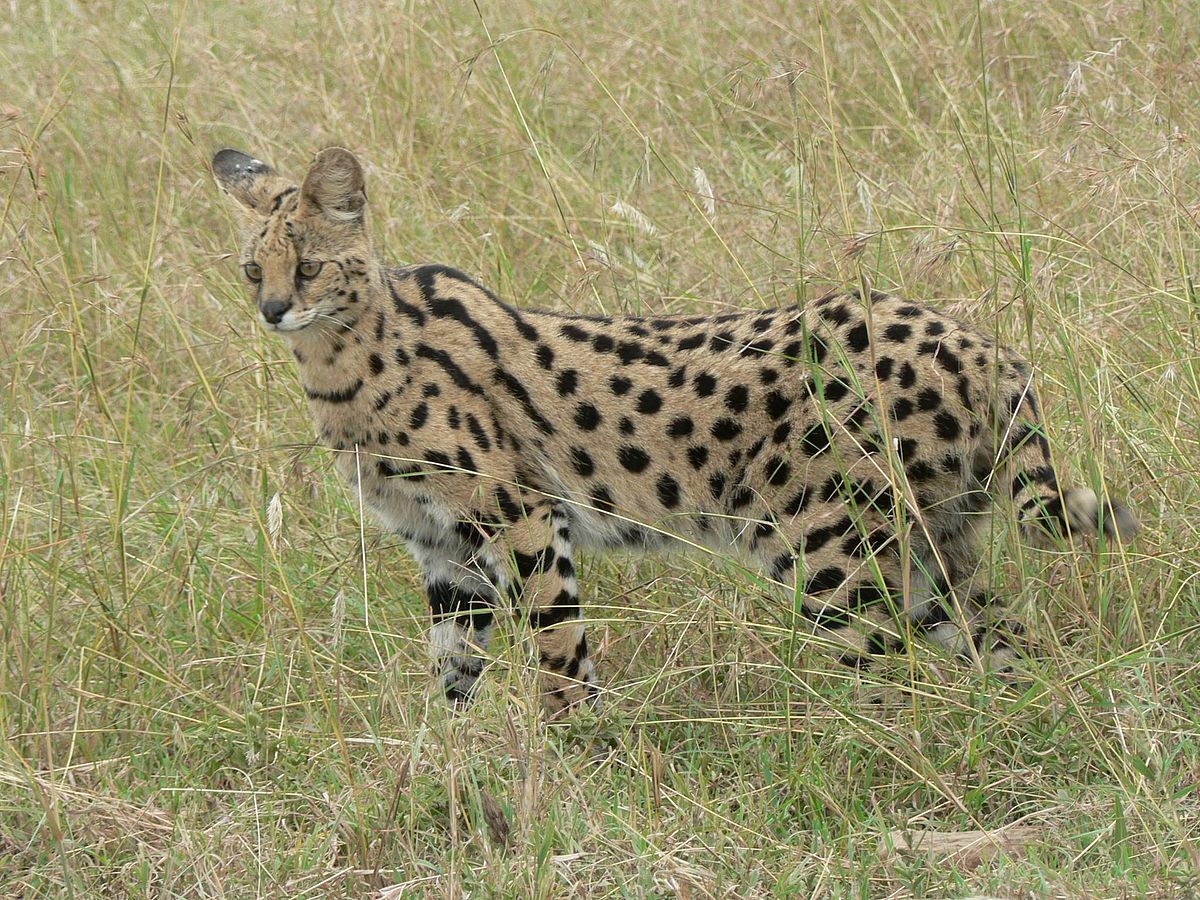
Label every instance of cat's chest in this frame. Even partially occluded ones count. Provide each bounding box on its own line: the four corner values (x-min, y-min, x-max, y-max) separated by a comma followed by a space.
331, 447, 457, 546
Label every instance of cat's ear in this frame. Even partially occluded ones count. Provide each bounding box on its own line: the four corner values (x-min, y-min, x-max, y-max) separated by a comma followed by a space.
298, 147, 367, 225
212, 149, 294, 215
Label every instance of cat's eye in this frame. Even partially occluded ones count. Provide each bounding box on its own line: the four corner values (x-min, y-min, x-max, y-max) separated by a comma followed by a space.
243, 262, 262, 282
298, 260, 323, 279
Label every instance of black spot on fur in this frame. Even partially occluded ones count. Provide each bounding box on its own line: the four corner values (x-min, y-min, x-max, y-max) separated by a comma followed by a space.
570, 447, 595, 477
667, 416, 694, 438
820, 304, 851, 326
728, 484, 755, 509
709, 332, 735, 353
765, 391, 791, 420
800, 422, 832, 456
424, 450, 452, 470
805, 517, 853, 553
1012, 465, 1058, 496
637, 389, 663, 414
708, 471, 727, 500
513, 548, 554, 579
618, 445, 650, 473
711, 418, 742, 441
656, 474, 681, 509
556, 370, 579, 396
770, 553, 795, 580
891, 398, 915, 421
843, 401, 871, 432
935, 346, 963, 375
494, 487, 526, 522
823, 378, 851, 403
803, 566, 846, 596
766, 457, 791, 486
574, 403, 602, 431
933, 411, 961, 440
427, 295, 500, 359
783, 486, 809, 516
917, 388, 941, 411
494, 367, 555, 435
809, 334, 830, 364
616, 341, 645, 364
387, 278, 426, 326
415, 345, 484, 395
846, 322, 870, 352
379, 459, 424, 481
590, 485, 616, 514
466, 414, 491, 451
305, 379, 364, 404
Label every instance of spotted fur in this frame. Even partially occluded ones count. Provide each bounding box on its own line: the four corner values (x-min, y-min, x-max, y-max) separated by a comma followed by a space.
213, 147, 1139, 714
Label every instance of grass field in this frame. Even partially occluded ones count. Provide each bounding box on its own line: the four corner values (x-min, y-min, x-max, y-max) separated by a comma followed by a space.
2, 1, 1198, 896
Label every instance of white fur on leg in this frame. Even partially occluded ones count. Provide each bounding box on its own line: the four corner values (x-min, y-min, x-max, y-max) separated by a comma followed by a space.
431, 619, 493, 699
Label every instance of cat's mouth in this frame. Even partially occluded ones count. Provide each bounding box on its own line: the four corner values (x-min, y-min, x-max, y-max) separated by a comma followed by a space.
261, 311, 316, 334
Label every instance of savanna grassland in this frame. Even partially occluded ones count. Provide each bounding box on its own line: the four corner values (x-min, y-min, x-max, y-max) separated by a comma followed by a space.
2, 1, 1198, 896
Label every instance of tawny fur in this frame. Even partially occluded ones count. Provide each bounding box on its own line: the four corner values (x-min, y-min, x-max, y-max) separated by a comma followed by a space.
213, 147, 1138, 714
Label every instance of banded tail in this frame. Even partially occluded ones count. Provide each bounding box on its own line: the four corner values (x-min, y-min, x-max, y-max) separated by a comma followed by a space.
997, 385, 1139, 543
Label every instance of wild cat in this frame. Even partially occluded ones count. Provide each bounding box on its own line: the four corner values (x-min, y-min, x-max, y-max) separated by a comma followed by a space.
213, 146, 1137, 713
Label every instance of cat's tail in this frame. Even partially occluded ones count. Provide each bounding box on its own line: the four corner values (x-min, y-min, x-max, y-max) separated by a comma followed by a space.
994, 375, 1139, 543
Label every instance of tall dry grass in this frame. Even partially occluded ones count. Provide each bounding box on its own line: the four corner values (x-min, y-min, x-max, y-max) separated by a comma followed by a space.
1, 1, 1197, 896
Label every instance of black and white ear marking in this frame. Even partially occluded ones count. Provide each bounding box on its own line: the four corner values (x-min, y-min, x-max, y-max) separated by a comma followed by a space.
212, 148, 282, 212
213, 148, 273, 180
299, 147, 367, 225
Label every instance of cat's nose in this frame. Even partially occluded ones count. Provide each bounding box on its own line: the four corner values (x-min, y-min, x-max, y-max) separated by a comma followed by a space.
260, 299, 292, 325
